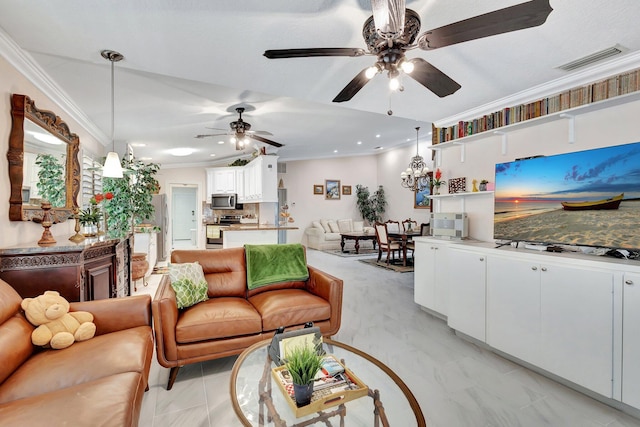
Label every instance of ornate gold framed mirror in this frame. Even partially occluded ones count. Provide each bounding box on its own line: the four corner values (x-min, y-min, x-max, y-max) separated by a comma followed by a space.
8, 94, 80, 222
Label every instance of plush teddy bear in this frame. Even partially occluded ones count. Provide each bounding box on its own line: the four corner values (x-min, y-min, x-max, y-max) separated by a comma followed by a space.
21, 290, 96, 350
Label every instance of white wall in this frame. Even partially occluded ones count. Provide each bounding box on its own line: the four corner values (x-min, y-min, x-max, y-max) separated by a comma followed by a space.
0, 56, 104, 247
439, 97, 640, 242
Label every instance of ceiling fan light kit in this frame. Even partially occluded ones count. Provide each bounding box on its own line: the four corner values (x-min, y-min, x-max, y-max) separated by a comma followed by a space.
264, 0, 553, 104
101, 49, 124, 178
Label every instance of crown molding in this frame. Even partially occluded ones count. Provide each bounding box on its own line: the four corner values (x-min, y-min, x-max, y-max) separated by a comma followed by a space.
0, 28, 109, 145
436, 50, 640, 127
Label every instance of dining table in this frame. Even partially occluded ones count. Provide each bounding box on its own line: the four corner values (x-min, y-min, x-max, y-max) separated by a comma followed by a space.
387, 230, 420, 266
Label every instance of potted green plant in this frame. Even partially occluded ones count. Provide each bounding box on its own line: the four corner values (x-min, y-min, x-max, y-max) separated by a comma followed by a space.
285, 344, 323, 407
78, 202, 103, 237
479, 179, 489, 191
103, 156, 160, 239
355, 184, 387, 226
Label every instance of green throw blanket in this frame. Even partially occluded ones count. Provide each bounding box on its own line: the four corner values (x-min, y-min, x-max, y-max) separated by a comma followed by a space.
245, 243, 309, 290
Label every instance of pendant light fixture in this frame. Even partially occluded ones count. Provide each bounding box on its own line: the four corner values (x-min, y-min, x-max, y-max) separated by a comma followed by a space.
400, 126, 430, 192
101, 49, 124, 178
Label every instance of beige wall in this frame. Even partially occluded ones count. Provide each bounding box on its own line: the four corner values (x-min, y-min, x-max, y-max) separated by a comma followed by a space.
0, 56, 104, 247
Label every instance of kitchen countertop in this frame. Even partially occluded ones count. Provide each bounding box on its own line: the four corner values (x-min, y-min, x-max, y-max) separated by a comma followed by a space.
225, 224, 299, 231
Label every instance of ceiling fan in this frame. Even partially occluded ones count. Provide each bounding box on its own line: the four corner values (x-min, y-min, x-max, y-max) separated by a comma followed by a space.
264, 0, 553, 102
195, 107, 284, 150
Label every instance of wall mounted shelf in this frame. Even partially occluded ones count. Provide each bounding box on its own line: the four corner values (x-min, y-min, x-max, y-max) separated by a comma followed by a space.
429, 90, 640, 165
429, 191, 494, 212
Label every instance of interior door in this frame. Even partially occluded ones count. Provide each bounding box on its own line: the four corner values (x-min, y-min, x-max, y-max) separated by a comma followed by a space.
171, 186, 198, 246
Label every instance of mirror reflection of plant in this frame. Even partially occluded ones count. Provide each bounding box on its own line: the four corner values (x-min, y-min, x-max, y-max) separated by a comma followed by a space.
35, 154, 65, 207
103, 156, 160, 238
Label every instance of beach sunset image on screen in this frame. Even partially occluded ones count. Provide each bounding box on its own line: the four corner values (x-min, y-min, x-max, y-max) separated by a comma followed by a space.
494, 141, 640, 250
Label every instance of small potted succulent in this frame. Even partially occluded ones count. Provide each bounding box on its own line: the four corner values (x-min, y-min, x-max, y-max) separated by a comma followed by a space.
479, 179, 489, 191
285, 344, 323, 407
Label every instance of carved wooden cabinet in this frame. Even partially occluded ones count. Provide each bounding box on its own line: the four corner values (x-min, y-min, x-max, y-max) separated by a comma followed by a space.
0, 237, 131, 302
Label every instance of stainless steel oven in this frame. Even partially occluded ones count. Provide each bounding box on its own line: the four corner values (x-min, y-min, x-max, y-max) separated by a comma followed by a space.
205, 215, 242, 249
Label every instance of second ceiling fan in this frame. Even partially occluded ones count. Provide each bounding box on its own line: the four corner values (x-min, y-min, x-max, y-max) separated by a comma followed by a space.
196, 107, 283, 150
264, 0, 553, 102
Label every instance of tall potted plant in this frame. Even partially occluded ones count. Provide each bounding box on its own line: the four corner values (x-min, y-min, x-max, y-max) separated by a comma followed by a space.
355, 184, 386, 225
103, 156, 160, 239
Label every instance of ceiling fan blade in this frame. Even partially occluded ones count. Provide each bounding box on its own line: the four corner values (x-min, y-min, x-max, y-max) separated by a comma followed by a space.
249, 134, 283, 148
195, 133, 228, 139
417, 0, 553, 50
332, 68, 371, 103
407, 58, 461, 98
264, 48, 367, 59
247, 130, 274, 136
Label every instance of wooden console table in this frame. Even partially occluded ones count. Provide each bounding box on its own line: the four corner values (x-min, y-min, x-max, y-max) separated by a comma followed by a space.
0, 236, 132, 301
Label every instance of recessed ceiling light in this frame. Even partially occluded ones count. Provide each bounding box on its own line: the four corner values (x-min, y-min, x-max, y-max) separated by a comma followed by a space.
167, 147, 195, 156
375, 134, 381, 138
357, 141, 362, 145
140, 157, 152, 161
374, 146, 383, 150
131, 143, 146, 147
217, 140, 225, 145
406, 138, 411, 142
333, 150, 338, 153
210, 154, 216, 157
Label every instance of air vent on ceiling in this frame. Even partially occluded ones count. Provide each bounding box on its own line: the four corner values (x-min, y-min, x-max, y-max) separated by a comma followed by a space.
557, 45, 626, 71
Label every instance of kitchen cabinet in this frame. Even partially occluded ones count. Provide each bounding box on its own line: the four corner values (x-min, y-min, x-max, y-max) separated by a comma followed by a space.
413, 237, 451, 318
623, 272, 640, 407
447, 247, 486, 342
206, 167, 239, 195
241, 156, 278, 203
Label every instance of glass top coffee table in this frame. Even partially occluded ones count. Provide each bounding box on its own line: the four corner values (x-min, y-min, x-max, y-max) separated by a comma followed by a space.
230, 338, 425, 426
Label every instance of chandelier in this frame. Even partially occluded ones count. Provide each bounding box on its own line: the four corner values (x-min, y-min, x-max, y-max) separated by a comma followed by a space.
400, 126, 430, 192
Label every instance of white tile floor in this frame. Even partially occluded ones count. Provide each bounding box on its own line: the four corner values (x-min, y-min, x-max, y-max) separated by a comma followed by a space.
135, 250, 640, 427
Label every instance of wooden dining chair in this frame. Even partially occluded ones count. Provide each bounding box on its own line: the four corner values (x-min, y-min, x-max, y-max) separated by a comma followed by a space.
402, 218, 419, 233
374, 222, 403, 264
385, 220, 401, 234
420, 223, 430, 236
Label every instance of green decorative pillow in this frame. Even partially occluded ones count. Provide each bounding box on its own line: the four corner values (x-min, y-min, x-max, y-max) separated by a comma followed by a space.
168, 262, 209, 309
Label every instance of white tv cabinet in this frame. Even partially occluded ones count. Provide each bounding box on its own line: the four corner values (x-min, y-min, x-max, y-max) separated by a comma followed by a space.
414, 237, 640, 413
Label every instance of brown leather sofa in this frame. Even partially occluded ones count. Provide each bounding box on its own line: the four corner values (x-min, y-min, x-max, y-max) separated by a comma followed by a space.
152, 247, 343, 390
0, 278, 153, 427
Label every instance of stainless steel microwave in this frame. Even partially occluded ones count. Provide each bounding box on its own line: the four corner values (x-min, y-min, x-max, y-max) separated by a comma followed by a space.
211, 193, 241, 210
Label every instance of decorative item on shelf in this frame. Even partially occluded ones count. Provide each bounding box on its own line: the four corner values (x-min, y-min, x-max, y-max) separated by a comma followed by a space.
479, 179, 489, 191
432, 168, 446, 195
279, 178, 284, 188
448, 177, 466, 194
472, 179, 479, 192
79, 201, 102, 237
36, 200, 56, 246
280, 204, 293, 225
69, 207, 85, 243
284, 342, 324, 407
400, 127, 430, 192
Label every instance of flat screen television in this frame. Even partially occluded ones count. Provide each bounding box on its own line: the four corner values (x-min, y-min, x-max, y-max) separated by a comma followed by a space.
494, 141, 640, 251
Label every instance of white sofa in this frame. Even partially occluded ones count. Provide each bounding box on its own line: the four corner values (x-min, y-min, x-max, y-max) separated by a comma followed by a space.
304, 219, 375, 251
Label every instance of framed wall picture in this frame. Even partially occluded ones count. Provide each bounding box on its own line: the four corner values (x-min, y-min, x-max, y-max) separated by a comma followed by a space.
342, 185, 352, 196
414, 172, 433, 210
325, 180, 341, 200
313, 185, 324, 195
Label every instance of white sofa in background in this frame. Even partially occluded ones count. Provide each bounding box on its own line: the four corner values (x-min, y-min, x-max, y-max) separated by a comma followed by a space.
304, 219, 375, 251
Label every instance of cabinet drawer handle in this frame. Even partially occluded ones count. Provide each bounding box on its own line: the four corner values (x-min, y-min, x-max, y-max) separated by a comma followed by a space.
626, 280, 634, 285
541, 267, 547, 272
531, 266, 537, 271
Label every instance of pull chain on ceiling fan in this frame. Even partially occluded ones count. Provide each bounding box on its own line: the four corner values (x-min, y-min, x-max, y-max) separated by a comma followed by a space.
264, 0, 553, 103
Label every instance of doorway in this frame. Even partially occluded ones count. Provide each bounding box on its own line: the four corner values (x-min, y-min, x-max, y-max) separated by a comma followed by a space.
170, 184, 198, 250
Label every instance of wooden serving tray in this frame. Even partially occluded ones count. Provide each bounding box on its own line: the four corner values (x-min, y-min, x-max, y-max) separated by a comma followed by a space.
271, 356, 369, 418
